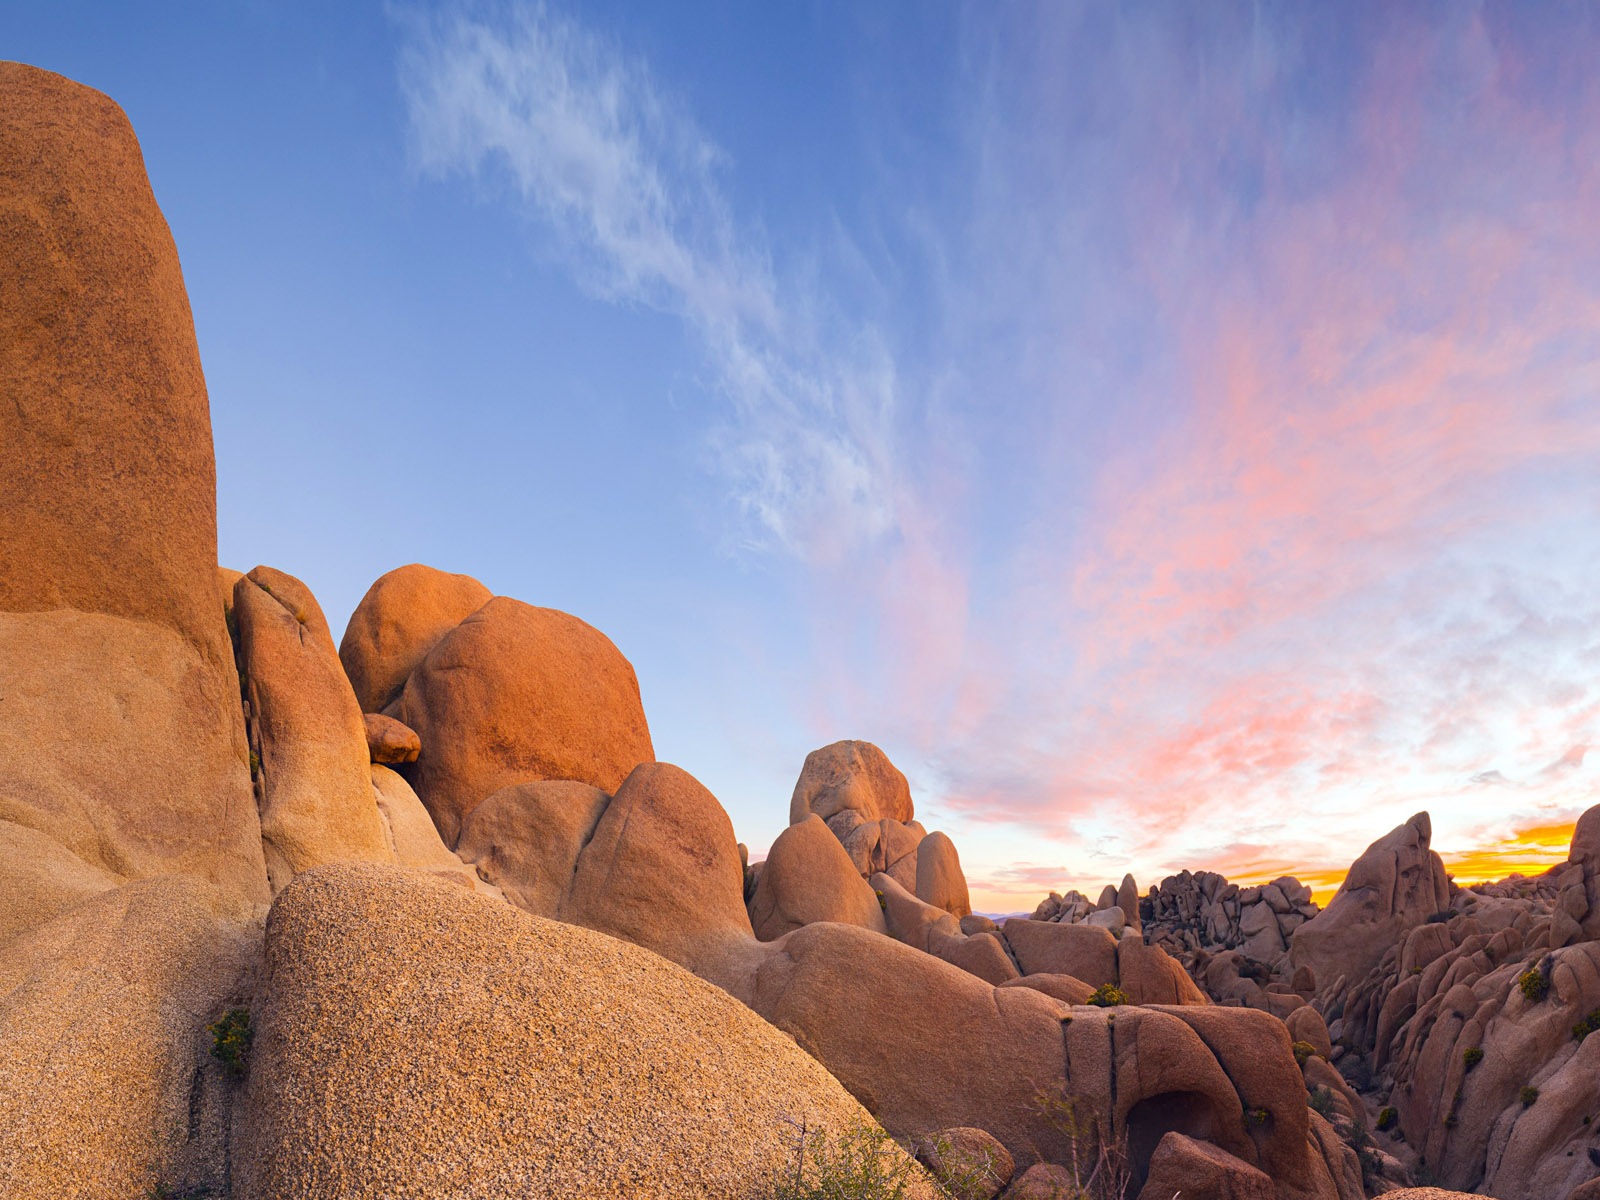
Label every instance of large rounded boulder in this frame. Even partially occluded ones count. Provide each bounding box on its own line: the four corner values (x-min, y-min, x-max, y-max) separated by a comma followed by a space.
235, 864, 912, 1200
790, 739, 916, 825
395, 596, 654, 845
456, 779, 612, 915
562, 762, 751, 976
337, 563, 492, 715
748, 814, 888, 941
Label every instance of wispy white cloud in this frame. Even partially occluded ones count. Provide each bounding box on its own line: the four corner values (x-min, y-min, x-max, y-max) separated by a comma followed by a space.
396, 1, 901, 561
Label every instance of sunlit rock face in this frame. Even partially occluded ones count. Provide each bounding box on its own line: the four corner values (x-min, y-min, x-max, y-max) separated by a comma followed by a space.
0, 61, 268, 915
1291, 812, 1451, 994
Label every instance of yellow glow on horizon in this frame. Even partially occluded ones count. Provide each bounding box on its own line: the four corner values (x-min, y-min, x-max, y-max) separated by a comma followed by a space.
968, 821, 1579, 915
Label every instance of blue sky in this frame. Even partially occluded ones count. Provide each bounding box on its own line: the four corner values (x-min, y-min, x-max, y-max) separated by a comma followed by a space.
10, 1, 1599, 908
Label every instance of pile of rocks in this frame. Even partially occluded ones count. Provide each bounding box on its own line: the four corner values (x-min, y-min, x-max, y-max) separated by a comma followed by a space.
1144, 871, 1320, 965
1030, 867, 1319, 970
1292, 809, 1600, 1198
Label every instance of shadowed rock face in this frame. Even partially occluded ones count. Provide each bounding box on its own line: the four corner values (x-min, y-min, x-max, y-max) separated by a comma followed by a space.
1292, 813, 1450, 991
0, 877, 260, 1199
0, 62, 267, 912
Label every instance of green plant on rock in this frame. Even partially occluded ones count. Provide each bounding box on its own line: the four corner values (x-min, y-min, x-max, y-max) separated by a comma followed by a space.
1520, 1086, 1539, 1107
1244, 1107, 1270, 1127
1307, 1087, 1335, 1118
1085, 983, 1128, 1008
911, 1132, 1009, 1200
1462, 1046, 1483, 1070
874, 889, 887, 912
208, 1007, 253, 1080
1518, 965, 1550, 1002
775, 1119, 937, 1200
1291, 1040, 1318, 1067
1573, 1009, 1600, 1044
1376, 1106, 1397, 1132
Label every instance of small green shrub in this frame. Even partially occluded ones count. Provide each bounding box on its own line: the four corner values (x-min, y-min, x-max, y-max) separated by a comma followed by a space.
1307, 1087, 1335, 1117
1573, 1009, 1600, 1044
1376, 1106, 1397, 1131
874, 889, 886, 912
1518, 966, 1549, 1002
1520, 1086, 1539, 1107
774, 1121, 925, 1200
1085, 983, 1128, 1008
208, 1007, 253, 1080
1292, 1040, 1318, 1067
248, 750, 261, 781
1245, 1106, 1270, 1127
1426, 910, 1451, 924
1462, 1047, 1483, 1069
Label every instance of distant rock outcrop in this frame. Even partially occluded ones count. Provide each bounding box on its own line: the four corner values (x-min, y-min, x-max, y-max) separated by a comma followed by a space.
1293, 813, 1451, 994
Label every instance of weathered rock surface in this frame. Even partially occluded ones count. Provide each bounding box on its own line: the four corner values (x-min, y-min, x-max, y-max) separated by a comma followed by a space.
1136, 1131, 1274, 1200
0, 62, 233, 670
562, 762, 751, 976
0, 820, 118, 946
1003, 917, 1119, 985
363, 712, 421, 764
790, 739, 915, 825
235, 566, 391, 890
1293, 813, 1450, 993
0, 611, 268, 911
337, 563, 492, 715
915, 830, 972, 918
915, 1126, 1014, 1200
235, 864, 911, 1200
0, 63, 267, 915
0, 878, 258, 1199
397, 596, 654, 845
371, 765, 487, 893
748, 814, 888, 941
747, 920, 1077, 1167
455, 778, 610, 915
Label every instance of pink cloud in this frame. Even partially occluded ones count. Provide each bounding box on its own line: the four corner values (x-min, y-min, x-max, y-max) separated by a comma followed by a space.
800, 9, 1600, 898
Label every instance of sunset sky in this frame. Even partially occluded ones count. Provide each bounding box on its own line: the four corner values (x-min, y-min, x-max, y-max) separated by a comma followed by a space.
11, 2, 1598, 911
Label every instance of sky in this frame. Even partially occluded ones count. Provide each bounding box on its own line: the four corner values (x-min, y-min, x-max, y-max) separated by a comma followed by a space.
9, 1, 1599, 911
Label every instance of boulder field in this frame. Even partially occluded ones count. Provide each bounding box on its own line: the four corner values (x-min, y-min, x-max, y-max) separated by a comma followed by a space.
2, 59, 1598, 1200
